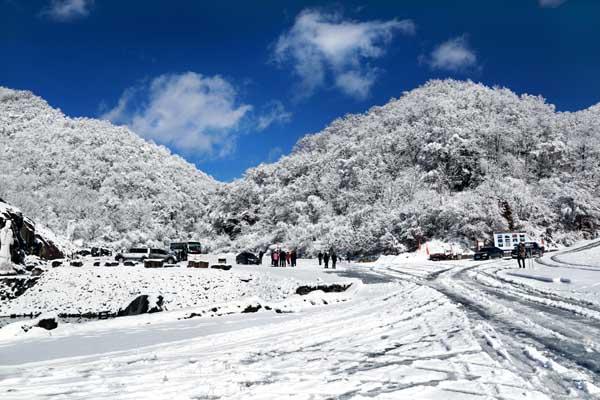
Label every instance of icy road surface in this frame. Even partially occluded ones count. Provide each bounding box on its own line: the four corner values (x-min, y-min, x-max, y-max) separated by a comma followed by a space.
2, 244, 600, 399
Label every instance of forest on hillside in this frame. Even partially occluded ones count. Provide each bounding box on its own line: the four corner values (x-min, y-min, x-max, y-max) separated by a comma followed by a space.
1, 80, 600, 255
214, 80, 600, 255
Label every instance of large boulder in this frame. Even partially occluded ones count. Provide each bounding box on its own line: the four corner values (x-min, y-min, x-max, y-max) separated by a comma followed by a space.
117, 295, 165, 317
0, 199, 64, 264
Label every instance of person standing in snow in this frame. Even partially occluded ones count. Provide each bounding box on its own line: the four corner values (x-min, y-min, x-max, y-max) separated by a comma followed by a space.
517, 242, 526, 269
280, 250, 287, 267
273, 249, 279, 267
286, 250, 291, 266
291, 250, 297, 267
331, 251, 337, 269
318, 251, 323, 266
323, 252, 330, 269
258, 250, 264, 265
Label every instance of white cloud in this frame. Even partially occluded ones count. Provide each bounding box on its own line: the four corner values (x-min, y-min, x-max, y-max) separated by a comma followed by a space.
102, 72, 252, 158
538, 0, 567, 7
42, 0, 93, 21
273, 9, 415, 100
427, 36, 478, 72
335, 70, 377, 99
257, 101, 292, 131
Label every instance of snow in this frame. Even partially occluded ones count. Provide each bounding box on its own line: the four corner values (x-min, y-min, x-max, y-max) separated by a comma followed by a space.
0, 265, 549, 399
0, 257, 352, 316
3, 243, 600, 398
495, 241, 600, 308
505, 271, 572, 284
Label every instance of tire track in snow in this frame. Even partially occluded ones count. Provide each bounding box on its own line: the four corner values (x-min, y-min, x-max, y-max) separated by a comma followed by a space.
367, 261, 600, 399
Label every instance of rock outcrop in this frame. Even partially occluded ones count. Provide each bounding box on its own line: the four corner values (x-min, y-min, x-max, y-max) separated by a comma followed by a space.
0, 199, 64, 265
117, 295, 165, 317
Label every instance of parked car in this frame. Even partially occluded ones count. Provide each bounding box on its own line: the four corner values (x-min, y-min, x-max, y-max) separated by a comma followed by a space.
169, 241, 202, 262
429, 252, 455, 261
75, 248, 92, 257
473, 247, 504, 260
511, 242, 544, 258
115, 248, 178, 264
236, 251, 260, 265
91, 247, 112, 257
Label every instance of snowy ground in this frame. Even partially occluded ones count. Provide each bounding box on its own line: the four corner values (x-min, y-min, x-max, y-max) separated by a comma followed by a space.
0, 255, 350, 317
2, 245, 600, 399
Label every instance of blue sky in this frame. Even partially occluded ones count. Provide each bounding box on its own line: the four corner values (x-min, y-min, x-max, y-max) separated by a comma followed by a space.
1, 0, 600, 181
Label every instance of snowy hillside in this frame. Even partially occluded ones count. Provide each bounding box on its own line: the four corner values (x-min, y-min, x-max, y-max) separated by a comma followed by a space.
218, 80, 600, 255
1, 81, 599, 254
0, 87, 219, 249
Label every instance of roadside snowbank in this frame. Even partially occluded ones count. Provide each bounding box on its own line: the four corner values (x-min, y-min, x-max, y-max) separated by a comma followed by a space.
0, 258, 354, 317
506, 271, 571, 284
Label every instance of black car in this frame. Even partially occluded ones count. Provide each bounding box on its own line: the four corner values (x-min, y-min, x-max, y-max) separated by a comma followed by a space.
91, 247, 112, 257
473, 246, 504, 260
236, 251, 260, 265
511, 242, 544, 258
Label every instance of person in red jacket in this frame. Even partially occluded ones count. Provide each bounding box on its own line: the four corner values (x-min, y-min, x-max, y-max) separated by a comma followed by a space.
273, 249, 279, 267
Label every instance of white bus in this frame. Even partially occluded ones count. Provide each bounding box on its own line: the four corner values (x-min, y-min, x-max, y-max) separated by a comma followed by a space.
493, 232, 529, 252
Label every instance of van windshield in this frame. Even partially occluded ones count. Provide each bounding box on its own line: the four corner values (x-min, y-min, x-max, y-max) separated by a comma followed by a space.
188, 242, 201, 253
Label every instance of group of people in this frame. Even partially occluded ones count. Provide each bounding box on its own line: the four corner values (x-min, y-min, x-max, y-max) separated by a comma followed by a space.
259, 249, 298, 267
255, 248, 348, 269
317, 250, 338, 269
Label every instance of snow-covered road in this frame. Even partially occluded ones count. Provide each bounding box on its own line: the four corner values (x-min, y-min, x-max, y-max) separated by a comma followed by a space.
368, 242, 600, 398
2, 244, 600, 399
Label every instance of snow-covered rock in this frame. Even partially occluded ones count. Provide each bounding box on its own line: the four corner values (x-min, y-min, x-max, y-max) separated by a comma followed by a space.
0, 199, 64, 266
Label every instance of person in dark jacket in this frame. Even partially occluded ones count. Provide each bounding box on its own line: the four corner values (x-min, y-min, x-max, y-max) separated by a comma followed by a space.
291, 250, 297, 267
331, 251, 337, 269
280, 250, 287, 267
517, 242, 526, 269
318, 252, 323, 266
323, 252, 330, 268
258, 250, 264, 265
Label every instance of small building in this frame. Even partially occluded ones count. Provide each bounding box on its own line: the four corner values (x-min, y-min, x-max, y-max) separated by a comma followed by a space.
493, 232, 529, 252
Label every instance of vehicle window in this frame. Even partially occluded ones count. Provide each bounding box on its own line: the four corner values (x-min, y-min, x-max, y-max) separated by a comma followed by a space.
130, 248, 147, 254
170, 243, 184, 250
188, 243, 201, 253
152, 249, 167, 254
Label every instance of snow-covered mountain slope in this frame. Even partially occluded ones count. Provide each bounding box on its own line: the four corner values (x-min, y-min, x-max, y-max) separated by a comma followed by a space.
2, 81, 599, 254
218, 80, 600, 254
0, 87, 218, 249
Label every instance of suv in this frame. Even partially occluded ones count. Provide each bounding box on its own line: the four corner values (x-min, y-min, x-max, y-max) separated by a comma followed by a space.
511, 242, 544, 259
115, 248, 178, 264
473, 247, 504, 260
169, 241, 202, 262
91, 247, 112, 257
236, 251, 260, 265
